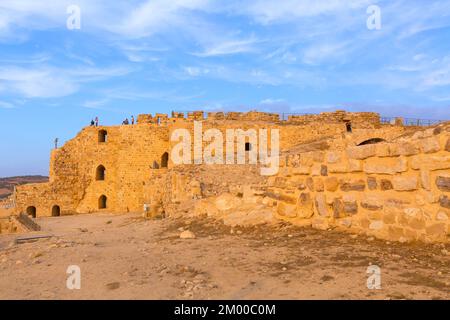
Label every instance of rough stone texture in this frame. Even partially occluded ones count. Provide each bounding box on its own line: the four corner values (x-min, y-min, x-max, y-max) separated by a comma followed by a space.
367, 177, 377, 190
439, 195, 450, 209
364, 157, 408, 175
436, 176, 450, 192
324, 177, 339, 192
380, 179, 393, 190
340, 179, 366, 192
347, 145, 376, 160
392, 176, 419, 191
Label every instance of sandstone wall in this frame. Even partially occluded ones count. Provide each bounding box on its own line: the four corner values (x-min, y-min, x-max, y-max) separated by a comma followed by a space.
16, 124, 170, 216
268, 124, 450, 242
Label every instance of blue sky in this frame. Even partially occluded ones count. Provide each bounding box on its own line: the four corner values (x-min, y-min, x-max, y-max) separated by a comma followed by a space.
1, 0, 450, 176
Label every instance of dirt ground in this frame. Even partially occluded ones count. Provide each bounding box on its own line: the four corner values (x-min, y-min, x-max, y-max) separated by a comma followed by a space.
0, 213, 448, 300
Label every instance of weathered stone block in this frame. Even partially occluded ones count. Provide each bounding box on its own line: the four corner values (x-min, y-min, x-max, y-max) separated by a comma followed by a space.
315, 194, 330, 217
361, 196, 383, 211
439, 195, 450, 209
343, 201, 358, 215
375, 143, 390, 157
436, 211, 448, 221
426, 223, 446, 237
380, 179, 393, 190
446, 138, 450, 152
306, 177, 314, 191
328, 163, 348, 173
347, 145, 376, 160
389, 142, 420, 156
392, 176, 419, 191
383, 212, 396, 224
388, 226, 404, 240
364, 157, 408, 175
348, 159, 363, 172
320, 165, 328, 176
291, 166, 311, 175
367, 177, 377, 190
420, 170, 431, 190
277, 202, 297, 218
369, 220, 383, 230
326, 151, 341, 164
296, 193, 314, 219
340, 179, 366, 192
314, 178, 324, 192
332, 198, 344, 218
324, 177, 339, 192
420, 137, 440, 153
436, 176, 450, 192
408, 218, 426, 230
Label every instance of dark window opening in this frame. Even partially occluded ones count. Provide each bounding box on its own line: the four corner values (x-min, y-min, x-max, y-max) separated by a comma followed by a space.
345, 122, 352, 133
152, 161, 160, 169
357, 138, 386, 146
161, 152, 169, 168
51, 205, 61, 217
245, 142, 252, 151
96, 165, 106, 180
26, 206, 36, 218
99, 195, 107, 209
98, 130, 108, 143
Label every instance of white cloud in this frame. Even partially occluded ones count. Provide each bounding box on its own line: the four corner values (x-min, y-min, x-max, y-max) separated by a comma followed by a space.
0, 65, 133, 98
193, 38, 261, 57
0, 100, 15, 108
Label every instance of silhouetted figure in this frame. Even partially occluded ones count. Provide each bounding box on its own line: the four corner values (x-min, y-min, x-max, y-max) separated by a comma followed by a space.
123, 118, 129, 125
95, 116, 99, 127
131, 115, 135, 125
54, 138, 58, 149
90, 119, 95, 126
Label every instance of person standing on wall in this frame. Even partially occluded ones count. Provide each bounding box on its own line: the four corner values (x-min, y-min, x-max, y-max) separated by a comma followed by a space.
54, 138, 58, 149
95, 116, 99, 127
131, 115, 135, 125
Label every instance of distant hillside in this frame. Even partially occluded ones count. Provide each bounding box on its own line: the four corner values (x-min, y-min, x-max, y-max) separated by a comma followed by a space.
0, 176, 48, 199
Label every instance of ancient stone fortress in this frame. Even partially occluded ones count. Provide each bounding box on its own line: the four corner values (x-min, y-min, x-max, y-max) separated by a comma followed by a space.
8, 110, 450, 242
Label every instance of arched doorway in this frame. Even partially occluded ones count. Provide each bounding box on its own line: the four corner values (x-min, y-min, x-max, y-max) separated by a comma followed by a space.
99, 195, 107, 209
98, 130, 108, 143
26, 206, 37, 218
161, 152, 169, 168
96, 165, 106, 180
52, 205, 61, 217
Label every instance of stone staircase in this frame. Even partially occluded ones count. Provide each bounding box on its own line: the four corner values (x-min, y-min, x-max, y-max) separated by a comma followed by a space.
15, 213, 41, 231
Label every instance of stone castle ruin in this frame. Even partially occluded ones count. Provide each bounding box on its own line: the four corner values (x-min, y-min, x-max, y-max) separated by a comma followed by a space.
8, 110, 450, 242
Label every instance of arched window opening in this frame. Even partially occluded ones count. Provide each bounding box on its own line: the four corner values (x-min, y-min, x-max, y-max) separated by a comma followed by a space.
245, 142, 252, 151
26, 206, 37, 218
161, 152, 169, 168
99, 195, 107, 209
98, 130, 108, 143
51, 205, 61, 217
96, 165, 106, 180
357, 138, 386, 146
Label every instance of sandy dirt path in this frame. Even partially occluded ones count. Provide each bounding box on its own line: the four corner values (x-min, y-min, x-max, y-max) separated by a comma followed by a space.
0, 213, 448, 300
